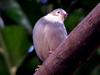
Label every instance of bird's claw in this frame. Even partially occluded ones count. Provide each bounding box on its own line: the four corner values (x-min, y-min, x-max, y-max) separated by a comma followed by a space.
49, 50, 53, 54
35, 65, 41, 71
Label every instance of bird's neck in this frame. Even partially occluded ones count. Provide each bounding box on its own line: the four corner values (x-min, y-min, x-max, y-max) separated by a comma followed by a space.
44, 14, 64, 24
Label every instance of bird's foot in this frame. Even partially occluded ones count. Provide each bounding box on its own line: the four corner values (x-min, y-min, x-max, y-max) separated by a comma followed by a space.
49, 50, 53, 54
35, 65, 42, 71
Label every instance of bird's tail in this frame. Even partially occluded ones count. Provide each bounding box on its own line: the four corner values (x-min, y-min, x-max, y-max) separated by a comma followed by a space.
28, 45, 35, 53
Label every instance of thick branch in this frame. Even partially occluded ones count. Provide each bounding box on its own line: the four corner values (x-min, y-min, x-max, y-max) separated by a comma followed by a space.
34, 3, 100, 75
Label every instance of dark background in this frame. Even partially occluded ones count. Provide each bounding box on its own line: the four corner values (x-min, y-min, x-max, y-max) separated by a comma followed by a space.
0, 0, 100, 75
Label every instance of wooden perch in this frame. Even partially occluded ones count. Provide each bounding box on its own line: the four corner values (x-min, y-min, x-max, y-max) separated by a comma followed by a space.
34, 3, 100, 75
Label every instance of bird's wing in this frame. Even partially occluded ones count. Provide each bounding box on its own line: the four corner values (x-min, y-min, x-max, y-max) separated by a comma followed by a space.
33, 18, 50, 61
44, 22, 68, 51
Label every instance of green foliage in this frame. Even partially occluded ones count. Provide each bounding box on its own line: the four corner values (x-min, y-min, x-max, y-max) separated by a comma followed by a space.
65, 8, 85, 31
1, 26, 30, 66
0, 51, 11, 75
3, 0, 32, 33
0, 26, 31, 75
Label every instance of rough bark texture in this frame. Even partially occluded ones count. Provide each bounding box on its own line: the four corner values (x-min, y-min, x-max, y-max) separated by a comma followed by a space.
34, 3, 100, 75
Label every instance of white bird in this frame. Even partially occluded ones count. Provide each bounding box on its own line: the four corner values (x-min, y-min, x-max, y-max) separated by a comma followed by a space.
33, 8, 68, 61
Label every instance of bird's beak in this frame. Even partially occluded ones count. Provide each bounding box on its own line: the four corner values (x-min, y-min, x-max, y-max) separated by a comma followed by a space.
63, 12, 68, 19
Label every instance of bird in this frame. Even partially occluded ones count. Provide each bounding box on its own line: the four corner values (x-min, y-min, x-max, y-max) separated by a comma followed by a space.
33, 8, 68, 61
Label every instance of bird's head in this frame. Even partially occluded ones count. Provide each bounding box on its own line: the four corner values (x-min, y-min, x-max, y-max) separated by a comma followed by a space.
44, 8, 68, 23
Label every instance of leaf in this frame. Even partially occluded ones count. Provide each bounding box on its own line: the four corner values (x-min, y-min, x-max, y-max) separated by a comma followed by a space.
0, 0, 32, 33
0, 26, 31, 74
0, 48, 11, 75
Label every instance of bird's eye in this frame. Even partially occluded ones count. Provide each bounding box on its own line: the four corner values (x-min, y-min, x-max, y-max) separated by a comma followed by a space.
57, 11, 60, 14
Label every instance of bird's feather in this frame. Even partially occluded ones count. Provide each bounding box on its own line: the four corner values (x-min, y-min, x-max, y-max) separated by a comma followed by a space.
33, 18, 67, 61
33, 8, 68, 61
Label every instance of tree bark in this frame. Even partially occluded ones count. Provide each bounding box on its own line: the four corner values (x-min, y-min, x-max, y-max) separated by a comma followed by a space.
34, 3, 100, 75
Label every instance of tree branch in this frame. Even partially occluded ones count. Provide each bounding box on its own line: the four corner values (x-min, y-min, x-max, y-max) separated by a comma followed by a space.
34, 3, 100, 75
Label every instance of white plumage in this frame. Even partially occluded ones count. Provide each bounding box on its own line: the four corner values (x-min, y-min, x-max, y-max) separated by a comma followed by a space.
33, 8, 68, 61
